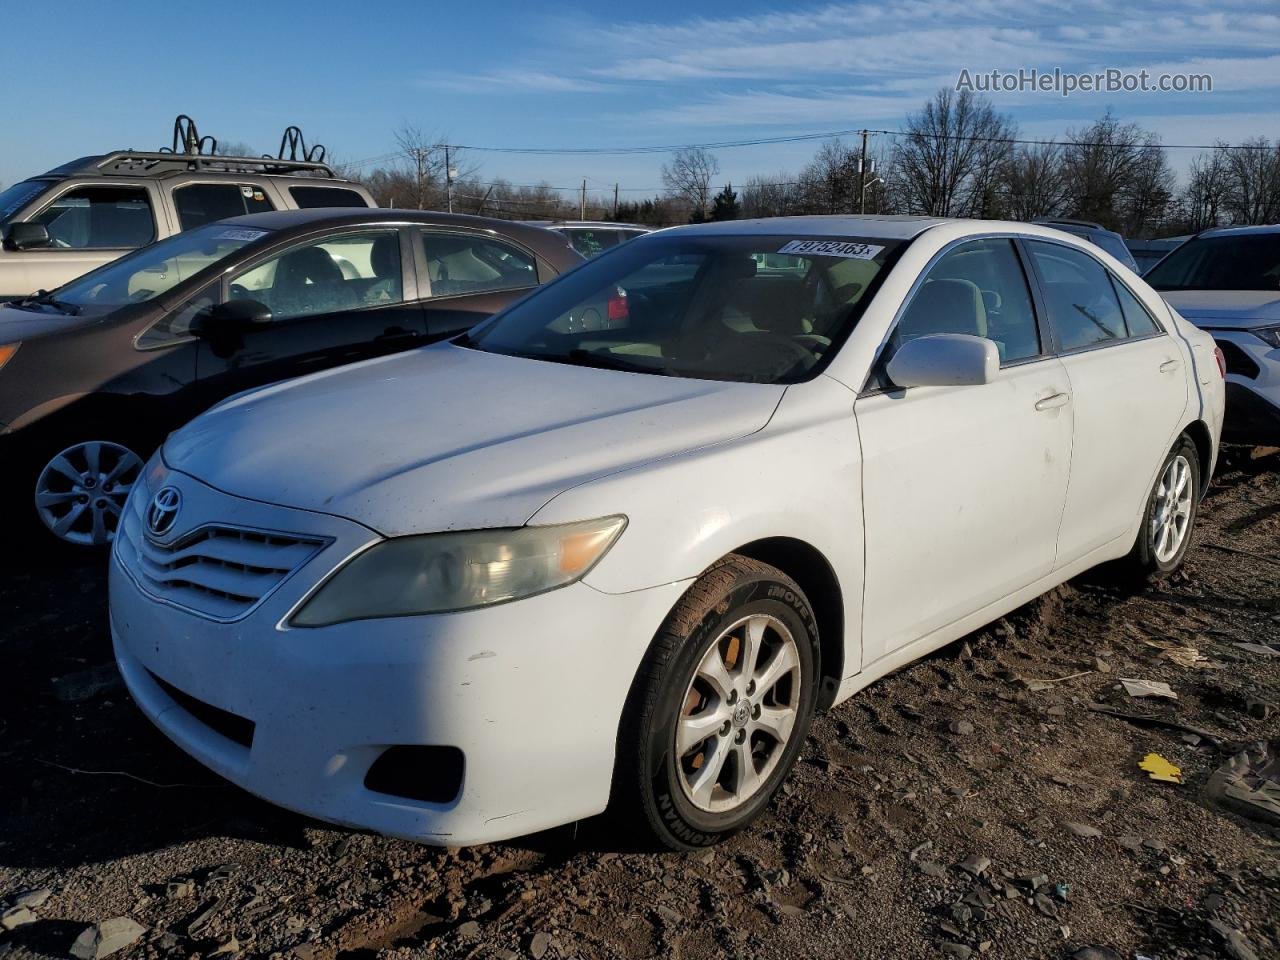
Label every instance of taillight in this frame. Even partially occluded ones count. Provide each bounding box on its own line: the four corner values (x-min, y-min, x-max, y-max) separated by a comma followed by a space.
607, 286, 629, 323
1213, 346, 1226, 379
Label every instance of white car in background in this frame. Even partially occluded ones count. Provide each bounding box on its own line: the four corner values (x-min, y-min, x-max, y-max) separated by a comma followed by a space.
110, 216, 1224, 850
1145, 224, 1280, 445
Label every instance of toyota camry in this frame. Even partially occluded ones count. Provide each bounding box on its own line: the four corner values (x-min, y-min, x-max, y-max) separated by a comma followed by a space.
110, 216, 1224, 849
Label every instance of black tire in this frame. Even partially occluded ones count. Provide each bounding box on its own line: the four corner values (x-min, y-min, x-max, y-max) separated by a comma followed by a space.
1120, 434, 1201, 581
612, 555, 820, 850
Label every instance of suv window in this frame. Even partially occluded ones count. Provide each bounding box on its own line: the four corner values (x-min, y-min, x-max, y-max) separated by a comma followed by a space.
1025, 241, 1128, 351
891, 238, 1041, 364
421, 231, 537, 297
230, 230, 403, 321
174, 183, 274, 231
30, 185, 155, 249
289, 186, 370, 209
0, 179, 53, 222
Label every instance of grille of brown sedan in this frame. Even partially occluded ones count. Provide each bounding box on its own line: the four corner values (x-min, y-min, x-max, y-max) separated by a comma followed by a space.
118, 504, 327, 620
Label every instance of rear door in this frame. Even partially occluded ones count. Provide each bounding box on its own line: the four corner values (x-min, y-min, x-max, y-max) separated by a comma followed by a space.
413, 228, 544, 338
194, 226, 426, 399
1022, 239, 1188, 563
855, 237, 1073, 664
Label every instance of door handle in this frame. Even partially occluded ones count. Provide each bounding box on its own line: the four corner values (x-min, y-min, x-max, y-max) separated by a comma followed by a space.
1159, 359, 1181, 373
1035, 392, 1070, 411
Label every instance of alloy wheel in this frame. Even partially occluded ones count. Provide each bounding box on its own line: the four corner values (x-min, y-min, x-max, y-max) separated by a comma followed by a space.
1150, 453, 1193, 564
34, 441, 142, 546
675, 613, 802, 814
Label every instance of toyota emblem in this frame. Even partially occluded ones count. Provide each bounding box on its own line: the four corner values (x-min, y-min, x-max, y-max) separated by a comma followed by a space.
147, 486, 182, 537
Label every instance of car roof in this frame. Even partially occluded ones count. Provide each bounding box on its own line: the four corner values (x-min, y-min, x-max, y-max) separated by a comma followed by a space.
656, 215, 959, 241
215, 208, 581, 257
1197, 223, 1280, 237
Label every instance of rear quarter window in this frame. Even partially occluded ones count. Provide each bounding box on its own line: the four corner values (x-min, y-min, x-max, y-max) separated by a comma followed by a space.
289, 186, 371, 209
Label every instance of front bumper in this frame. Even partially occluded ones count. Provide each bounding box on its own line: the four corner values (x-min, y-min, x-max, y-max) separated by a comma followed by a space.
111, 467, 689, 845
1207, 329, 1280, 445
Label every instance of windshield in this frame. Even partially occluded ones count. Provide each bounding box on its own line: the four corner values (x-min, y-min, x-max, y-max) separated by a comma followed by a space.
1146, 233, 1280, 292
0, 179, 54, 223
463, 234, 903, 384
46, 223, 272, 309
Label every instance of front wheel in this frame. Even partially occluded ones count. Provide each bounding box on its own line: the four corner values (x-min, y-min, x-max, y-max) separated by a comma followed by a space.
29, 437, 145, 550
1123, 434, 1201, 580
613, 555, 819, 850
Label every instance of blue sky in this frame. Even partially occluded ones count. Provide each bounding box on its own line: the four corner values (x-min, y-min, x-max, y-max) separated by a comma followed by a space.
2, 0, 1277, 203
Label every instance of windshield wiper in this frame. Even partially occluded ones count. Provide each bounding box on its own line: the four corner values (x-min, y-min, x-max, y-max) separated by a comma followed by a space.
565, 348, 671, 375
15, 290, 79, 315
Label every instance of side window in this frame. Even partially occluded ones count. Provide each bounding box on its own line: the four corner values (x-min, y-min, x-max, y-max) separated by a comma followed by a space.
1109, 276, 1162, 338
288, 186, 370, 209
174, 184, 274, 231
1025, 241, 1127, 351
420, 231, 537, 297
136, 290, 216, 349
564, 229, 619, 258
229, 230, 404, 321
891, 238, 1042, 364
30, 186, 155, 249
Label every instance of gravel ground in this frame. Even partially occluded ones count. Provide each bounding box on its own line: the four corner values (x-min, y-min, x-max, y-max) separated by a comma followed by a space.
1, 448, 1277, 960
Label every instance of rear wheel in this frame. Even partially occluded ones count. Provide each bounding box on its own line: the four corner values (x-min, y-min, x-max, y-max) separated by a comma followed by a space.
1123, 434, 1200, 580
613, 555, 819, 849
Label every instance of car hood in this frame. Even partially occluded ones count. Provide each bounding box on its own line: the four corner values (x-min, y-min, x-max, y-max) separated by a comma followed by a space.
165, 342, 786, 536
1160, 290, 1280, 329
0, 302, 109, 342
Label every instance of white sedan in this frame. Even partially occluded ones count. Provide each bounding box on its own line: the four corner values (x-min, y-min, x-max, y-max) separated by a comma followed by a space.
110, 217, 1224, 850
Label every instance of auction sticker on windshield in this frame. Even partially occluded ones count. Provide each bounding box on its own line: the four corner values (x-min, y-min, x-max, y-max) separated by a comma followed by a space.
214, 228, 270, 242
777, 239, 884, 259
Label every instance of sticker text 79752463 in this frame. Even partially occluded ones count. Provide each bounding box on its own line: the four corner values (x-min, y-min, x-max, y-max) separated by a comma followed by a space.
777, 239, 884, 260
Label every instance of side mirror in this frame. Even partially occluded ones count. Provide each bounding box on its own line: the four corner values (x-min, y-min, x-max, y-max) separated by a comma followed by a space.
189, 299, 273, 338
885, 333, 999, 388
3, 223, 51, 251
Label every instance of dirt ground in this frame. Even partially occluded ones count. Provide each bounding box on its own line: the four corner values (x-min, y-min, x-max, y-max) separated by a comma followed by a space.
1, 449, 1277, 960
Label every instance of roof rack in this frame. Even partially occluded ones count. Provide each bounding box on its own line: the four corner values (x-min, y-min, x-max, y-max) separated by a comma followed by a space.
58, 114, 340, 179
91, 152, 337, 178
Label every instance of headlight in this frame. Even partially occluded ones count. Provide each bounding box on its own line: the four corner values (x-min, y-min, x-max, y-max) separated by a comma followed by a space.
1251, 325, 1280, 350
291, 515, 627, 627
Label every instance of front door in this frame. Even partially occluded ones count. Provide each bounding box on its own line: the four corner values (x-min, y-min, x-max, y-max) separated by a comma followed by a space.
195, 227, 427, 398
855, 238, 1073, 664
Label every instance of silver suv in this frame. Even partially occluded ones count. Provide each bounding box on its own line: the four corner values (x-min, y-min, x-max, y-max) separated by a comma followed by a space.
0, 119, 374, 300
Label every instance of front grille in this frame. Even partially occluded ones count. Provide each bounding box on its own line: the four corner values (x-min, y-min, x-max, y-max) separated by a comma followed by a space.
118, 503, 327, 620
1215, 339, 1261, 379
149, 671, 255, 749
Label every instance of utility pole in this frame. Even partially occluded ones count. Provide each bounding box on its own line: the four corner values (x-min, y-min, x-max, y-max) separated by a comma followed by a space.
858, 129, 868, 215
445, 145, 454, 214
613, 183, 619, 220
580, 179, 587, 220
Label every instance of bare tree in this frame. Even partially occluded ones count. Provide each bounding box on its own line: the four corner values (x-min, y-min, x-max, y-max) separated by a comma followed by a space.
1001, 141, 1066, 221
796, 139, 860, 214
1220, 137, 1280, 225
390, 124, 477, 210
741, 173, 800, 218
662, 147, 720, 220
1060, 111, 1173, 234
891, 88, 1016, 217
